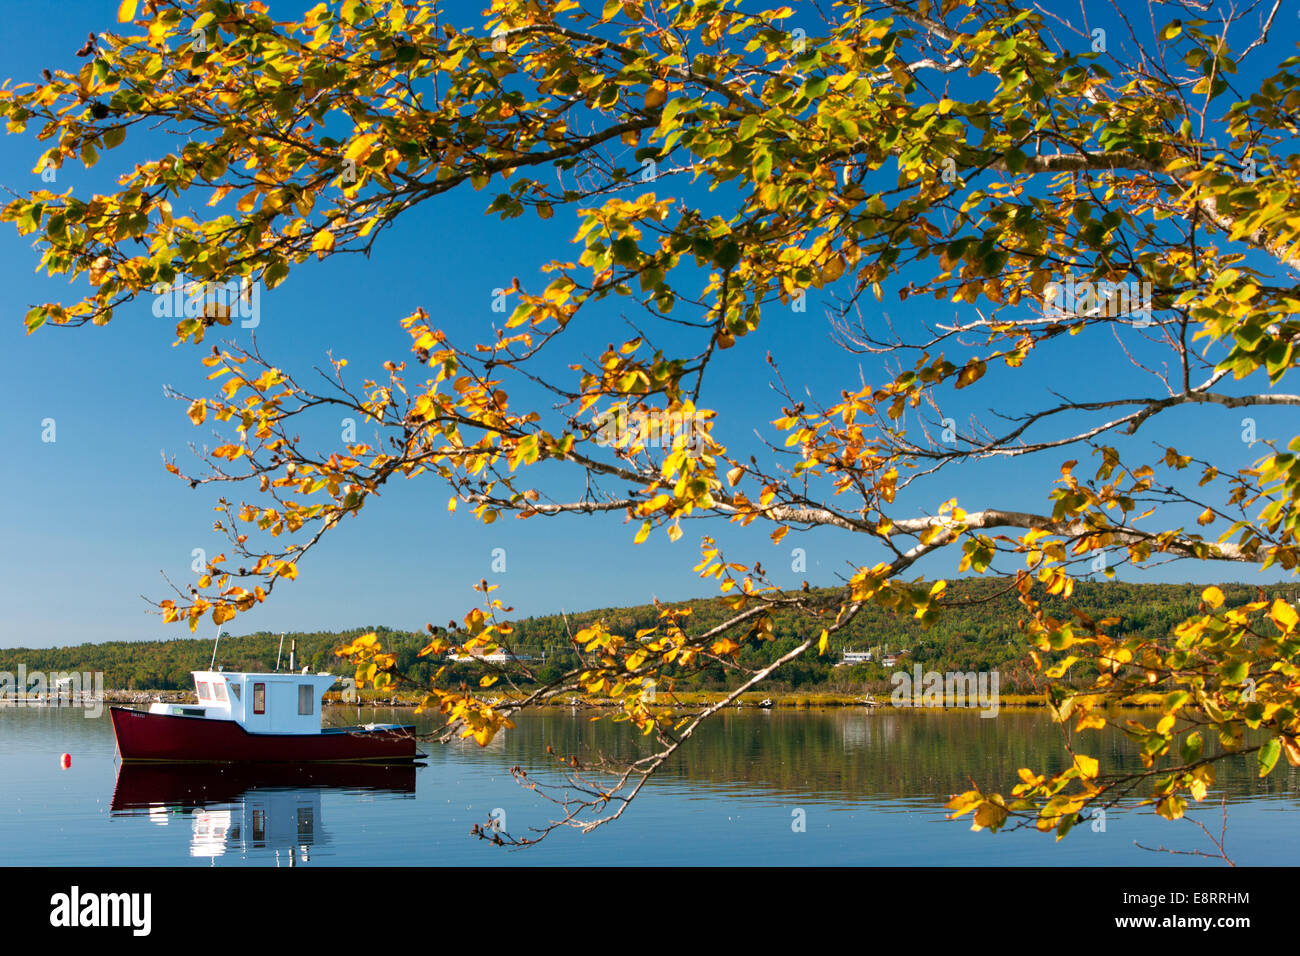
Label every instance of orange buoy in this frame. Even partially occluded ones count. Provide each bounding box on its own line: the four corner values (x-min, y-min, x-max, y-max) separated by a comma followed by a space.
60, 753, 71, 769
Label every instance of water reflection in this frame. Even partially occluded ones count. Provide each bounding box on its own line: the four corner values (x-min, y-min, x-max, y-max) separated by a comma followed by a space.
110, 763, 417, 864
431, 706, 1300, 808
2, 707, 1289, 865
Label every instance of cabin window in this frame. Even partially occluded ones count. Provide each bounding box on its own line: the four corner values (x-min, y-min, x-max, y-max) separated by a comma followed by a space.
213, 682, 227, 702
229, 683, 241, 701
253, 683, 265, 714
297, 807, 314, 841
298, 684, 314, 716
252, 809, 266, 843
196, 681, 210, 700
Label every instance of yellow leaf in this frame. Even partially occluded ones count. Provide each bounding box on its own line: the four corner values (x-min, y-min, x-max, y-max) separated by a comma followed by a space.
972, 801, 1007, 831
1073, 754, 1099, 778
1270, 598, 1298, 634
187, 400, 207, 425
946, 790, 982, 816
344, 133, 379, 162
117, 0, 137, 22
1201, 586, 1224, 609
311, 229, 336, 256
1155, 795, 1186, 820
955, 359, 986, 389
87, 256, 112, 285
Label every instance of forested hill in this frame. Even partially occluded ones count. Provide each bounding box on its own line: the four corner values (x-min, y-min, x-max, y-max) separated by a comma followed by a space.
2, 579, 1292, 692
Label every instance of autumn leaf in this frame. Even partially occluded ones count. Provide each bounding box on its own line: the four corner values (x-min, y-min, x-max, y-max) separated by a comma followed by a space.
1270, 599, 1298, 634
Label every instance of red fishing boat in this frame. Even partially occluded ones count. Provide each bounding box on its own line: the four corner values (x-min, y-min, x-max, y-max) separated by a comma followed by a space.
110, 668, 424, 763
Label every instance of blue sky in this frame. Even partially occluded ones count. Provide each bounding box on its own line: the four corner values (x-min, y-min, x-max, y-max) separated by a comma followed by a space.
1, 1, 1297, 647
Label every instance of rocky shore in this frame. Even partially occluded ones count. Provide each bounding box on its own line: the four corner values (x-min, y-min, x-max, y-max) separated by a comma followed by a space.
104, 690, 190, 704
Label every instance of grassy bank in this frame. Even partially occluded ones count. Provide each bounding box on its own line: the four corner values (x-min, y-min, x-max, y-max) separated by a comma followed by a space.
105, 686, 1167, 710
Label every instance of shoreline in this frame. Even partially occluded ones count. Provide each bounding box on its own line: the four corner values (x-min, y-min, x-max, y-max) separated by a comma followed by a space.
97, 689, 1163, 711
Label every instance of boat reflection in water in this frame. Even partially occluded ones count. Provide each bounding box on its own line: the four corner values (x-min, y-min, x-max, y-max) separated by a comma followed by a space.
110, 763, 417, 864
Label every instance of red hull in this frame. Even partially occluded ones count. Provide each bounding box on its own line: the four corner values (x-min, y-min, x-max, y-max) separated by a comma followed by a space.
110, 706, 423, 763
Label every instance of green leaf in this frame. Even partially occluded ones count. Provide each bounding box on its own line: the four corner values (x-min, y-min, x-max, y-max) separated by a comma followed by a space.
611, 236, 640, 265
1055, 813, 1077, 841
1258, 738, 1281, 777
264, 261, 290, 288
714, 240, 741, 270
802, 76, 829, 100
1219, 660, 1248, 684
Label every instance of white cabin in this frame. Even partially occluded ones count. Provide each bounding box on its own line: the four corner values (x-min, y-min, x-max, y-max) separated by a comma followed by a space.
149, 671, 339, 735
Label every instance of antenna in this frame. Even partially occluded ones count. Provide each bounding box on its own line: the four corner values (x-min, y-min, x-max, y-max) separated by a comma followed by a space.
276, 633, 285, 672
209, 625, 225, 671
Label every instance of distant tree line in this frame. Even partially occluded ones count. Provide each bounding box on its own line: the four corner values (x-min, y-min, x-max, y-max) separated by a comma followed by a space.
1, 580, 1291, 693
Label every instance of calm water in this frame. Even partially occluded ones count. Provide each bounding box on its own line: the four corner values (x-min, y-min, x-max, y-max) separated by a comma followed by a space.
1, 705, 1296, 865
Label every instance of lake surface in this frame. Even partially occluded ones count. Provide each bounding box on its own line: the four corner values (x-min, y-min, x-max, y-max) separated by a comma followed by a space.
1, 705, 1296, 865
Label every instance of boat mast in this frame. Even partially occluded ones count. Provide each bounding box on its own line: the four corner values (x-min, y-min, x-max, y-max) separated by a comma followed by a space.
209, 625, 225, 671
275, 633, 285, 672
